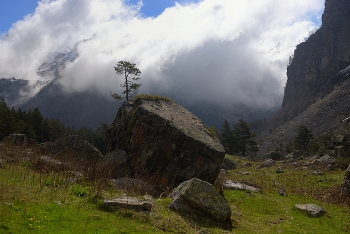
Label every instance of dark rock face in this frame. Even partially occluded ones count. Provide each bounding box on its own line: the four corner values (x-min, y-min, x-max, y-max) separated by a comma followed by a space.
282, 0, 350, 114
105, 99, 225, 186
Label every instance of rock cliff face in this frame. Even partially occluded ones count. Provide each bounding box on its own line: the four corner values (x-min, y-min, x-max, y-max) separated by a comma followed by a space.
104, 98, 225, 186
282, 0, 350, 114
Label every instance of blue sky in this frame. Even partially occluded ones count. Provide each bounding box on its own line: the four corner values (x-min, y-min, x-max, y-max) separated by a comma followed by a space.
0, 0, 198, 33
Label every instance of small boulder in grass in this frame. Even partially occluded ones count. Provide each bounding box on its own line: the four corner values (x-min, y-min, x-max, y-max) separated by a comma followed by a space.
169, 178, 231, 225
294, 204, 326, 217
104, 196, 153, 212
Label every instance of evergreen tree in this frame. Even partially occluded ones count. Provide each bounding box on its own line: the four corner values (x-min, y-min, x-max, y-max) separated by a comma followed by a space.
294, 124, 313, 152
219, 120, 234, 154
232, 119, 252, 156
111, 61, 141, 101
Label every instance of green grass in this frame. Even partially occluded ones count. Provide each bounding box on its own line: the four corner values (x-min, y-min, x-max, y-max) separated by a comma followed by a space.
222, 154, 350, 233
133, 94, 174, 103
0, 155, 349, 233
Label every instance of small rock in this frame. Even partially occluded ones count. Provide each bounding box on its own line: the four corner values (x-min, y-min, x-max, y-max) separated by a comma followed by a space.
294, 204, 326, 217
284, 152, 294, 159
326, 164, 336, 171
276, 167, 284, 173
104, 196, 153, 212
242, 162, 252, 167
310, 170, 323, 175
221, 158, 237, 170
278, 186, 285, 196
286, 158, 297, 164
223, 180, 260, 192
259, 159, 275, 168
239, 171, 250, 175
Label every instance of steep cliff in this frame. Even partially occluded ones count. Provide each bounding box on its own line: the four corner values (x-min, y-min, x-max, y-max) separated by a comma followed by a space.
282, 0, 350, 114
260, 0, 350, 151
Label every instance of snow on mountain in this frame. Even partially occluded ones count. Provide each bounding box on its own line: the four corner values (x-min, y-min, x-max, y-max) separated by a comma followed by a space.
37, 46, 79, 80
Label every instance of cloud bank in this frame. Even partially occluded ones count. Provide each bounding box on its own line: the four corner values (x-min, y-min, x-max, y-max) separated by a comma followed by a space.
0, 0, 325, 110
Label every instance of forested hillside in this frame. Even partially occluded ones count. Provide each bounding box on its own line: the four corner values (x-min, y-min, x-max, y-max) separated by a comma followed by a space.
0, 98, 106, 151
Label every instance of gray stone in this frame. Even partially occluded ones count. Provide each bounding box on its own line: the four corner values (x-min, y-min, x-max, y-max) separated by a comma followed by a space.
97, 149, 130, 179
239, 171, 250, 175
286, 158, 297, 164
276, 167, 284, 173
310, 170, 323, 175
313, 155, 336, 166
169, 178, 231, 223
4, 134, 28, 146
223, 180, 261, 193
259, 159, 275, 168
294, 204, 326, 217
35, 155, 66, 172
104, 196, 153, 212
221, 158, 237, 170
278, 186, 285, 196
284, 152, 295, 159
104, 99, 225, 186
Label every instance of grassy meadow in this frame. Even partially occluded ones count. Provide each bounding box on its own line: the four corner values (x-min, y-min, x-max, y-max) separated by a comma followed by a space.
0, 147, 349, 233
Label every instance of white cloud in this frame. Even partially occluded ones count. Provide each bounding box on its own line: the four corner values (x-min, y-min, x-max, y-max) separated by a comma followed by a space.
0, 0, 325, 110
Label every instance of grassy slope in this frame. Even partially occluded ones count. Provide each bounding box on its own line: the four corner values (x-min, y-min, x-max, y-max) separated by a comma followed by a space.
0, 155, 349, 234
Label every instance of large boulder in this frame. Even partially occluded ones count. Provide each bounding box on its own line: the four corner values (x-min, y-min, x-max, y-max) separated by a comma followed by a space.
105, 98, 225, 186
39, 135, 103, 174
169, 178, 231, 224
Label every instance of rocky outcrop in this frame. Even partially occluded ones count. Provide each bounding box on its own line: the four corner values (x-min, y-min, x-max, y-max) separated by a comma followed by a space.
169, 178, 231, 224
105, 98, 225, 186
40, 135, 103, 173
282, 0, 350, 113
